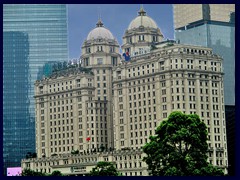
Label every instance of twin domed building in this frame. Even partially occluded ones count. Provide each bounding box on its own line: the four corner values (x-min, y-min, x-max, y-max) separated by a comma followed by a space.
30, 6, 228, 176
81, 6, 164, 67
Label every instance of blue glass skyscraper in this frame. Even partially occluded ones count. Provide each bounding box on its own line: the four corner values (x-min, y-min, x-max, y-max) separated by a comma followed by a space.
3, 4, 68, 173
173, 4, 235, 106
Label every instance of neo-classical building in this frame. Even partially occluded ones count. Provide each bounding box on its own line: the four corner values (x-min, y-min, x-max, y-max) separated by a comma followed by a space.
22, 6, 228, 175
33, 19, 121, 158
22, 149, 148, 176
113, 42, 228, 171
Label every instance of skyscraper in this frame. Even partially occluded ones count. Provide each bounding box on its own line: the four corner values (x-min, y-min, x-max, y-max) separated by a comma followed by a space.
173, 4, 235, 106
173, 4, 235, 30
3, 4, 68, 173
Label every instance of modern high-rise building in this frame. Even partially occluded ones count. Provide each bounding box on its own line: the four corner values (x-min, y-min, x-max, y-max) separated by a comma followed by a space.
173, 4, 235, 106
3, 4, 68, 173
173, 4, 235, 175
173, 4, 235, 30
22, 6, 228, 176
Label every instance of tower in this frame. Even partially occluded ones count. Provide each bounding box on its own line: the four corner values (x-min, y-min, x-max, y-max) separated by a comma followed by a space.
34, 18, 121, 158
80, 18, 121, 150
122, 6, 164, 57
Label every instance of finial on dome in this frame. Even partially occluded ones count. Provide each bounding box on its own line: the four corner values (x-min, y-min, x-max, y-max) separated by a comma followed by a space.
96, 19, 104, 27
138, 4, 146, 16
96, 7, 104, 27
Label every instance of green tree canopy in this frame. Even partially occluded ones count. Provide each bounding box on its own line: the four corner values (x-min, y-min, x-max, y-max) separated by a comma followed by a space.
142, 111, 224, 176
49, 170, 63, 176
21, 169, 46, 176
21, 169, 64, 176
89, 161, 119, 176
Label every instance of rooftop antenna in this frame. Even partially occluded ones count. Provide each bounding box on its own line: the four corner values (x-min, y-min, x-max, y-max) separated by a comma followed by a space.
98, 6, 101, 20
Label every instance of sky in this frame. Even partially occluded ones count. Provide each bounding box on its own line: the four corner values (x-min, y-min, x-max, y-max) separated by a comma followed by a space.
67, 4, 174, 59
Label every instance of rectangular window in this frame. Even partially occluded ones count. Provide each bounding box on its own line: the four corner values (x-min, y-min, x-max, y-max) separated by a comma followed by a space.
97, 58, 103, 65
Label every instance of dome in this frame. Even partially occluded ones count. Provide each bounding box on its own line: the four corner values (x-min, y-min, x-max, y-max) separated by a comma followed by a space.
128, 7, 158, 30
87, 19, 115, 40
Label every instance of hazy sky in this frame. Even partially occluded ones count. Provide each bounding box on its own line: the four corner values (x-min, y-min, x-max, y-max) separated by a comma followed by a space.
67, 4, 174, 59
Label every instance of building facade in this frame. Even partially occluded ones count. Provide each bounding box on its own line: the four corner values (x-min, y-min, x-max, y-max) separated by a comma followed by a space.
22, 6, 228, 175
22, 149, 148, 176
34, 68, 94, 158
80, 19, 121, 150
113, 41, 228, 172
3, 4, 68, 172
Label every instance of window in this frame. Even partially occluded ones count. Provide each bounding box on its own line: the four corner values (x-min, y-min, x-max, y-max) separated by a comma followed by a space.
139, 35, 144, 41
110, 46, 115, 52
86, 47, 91, 53
152, 36, 157, 42
111, 57, 117, 66
97, 58, 103, 65
97, 46, 103, 51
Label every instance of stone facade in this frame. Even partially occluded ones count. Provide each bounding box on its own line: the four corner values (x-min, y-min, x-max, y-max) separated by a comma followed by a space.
113, 41, 228, 173
34, 67, 95, 158
22, 149, 148, 176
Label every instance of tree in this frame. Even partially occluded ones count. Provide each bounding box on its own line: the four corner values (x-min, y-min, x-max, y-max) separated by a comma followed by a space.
99, 144, 105, 152
62, 61, 68, 69
89, 161, 119, 176
25, 152, 37, 159
21, 169, 47, 176
49, 170, 63, 176
21, 169, 64, 176
142, 111, 224, 176
71, 149, 79, 155
57, 62, 62, 70
52, 63, 58, 72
